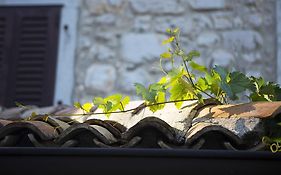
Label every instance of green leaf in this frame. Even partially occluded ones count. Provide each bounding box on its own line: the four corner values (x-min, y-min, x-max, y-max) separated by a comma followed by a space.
120, 96, 130, 111
250, 81, 281, 102
160, 52, 172, 59
105, 101, 113, 111
74, 102, 82, 109
93, 97, 105, 105
162, 36, 175, 45
217, 71, 252, 100
149, 91, 166, 112
15, 101, 25, 108
174, 49, 185, 56
149, 83, 165, 92
31, 112, 37, 118
82, 102, 93, 113
220, 81, 235, 100
184, 50, 200, 61
166, 28, 172, 34
249, 92, 268, 102
205, 71, 221, 96
135, 83, 147, 97
158, 77, 167, 85
213, 65, 229, 81
189, 61, 207, 73
250, 76, 265, 92
228, 72, 252, 94
135, 83, 157, 103
167, 67, 188, 84
196, 78, 208, 91
173, 27, 180, 34
169, 78, 195, 109
104, 94, 122, 102
92, 94, 131, 117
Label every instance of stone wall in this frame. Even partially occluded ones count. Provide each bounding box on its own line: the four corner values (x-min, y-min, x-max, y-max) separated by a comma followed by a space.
74, 0, 277, 103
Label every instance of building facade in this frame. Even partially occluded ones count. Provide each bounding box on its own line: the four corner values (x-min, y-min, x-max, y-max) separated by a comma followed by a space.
0, 0, 279, 106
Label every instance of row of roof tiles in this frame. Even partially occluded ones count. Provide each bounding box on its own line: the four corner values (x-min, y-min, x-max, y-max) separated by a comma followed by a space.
0, 100, 280, 150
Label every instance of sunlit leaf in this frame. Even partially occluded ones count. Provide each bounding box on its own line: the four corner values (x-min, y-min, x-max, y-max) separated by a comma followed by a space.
173, 27, 180, 34
184, 50, 200, 61
74, 102, 82, 109
196, 78, 208, 91
120, 96, 130, 111
166, 28, 172, 33
160, 52, 172, 59
82, 102, 93, 113
162, 36, 175, 45
149, 91, 166, 112
169, 78, 195, 109
189, 61, 207, 73
158, 77, 167, 85
135, 83, 147, 96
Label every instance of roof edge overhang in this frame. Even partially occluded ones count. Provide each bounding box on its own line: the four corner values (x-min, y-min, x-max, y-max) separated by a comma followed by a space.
0, 148, 280, 175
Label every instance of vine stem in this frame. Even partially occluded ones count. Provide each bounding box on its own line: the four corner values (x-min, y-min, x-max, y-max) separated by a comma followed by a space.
48, 99, 198, 117
119, 102, 125, 111
183, 74, 215, 99
173, 35, 200, 99
159, 57, 168, 75
173, 34, 216, 100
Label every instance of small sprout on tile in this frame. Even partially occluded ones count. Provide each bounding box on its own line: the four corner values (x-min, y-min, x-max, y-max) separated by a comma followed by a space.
15, 101, 33, 110
92, 94, 130, 117
74, 102, 94, 113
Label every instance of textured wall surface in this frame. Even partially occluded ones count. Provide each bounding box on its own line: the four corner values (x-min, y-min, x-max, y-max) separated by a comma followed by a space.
74, 0, 277, 103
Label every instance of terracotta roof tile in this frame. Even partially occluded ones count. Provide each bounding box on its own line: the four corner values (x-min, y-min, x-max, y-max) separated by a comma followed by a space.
0, 101, 280, 150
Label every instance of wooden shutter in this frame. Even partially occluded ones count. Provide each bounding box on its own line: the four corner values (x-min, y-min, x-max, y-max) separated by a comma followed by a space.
0, 16, 5, 105
0, 13, 13, 106
0, 6, 61, 107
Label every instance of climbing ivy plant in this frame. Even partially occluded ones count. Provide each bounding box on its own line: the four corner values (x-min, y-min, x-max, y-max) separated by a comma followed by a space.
75, 27, 281, 115
13, 27, 281, 152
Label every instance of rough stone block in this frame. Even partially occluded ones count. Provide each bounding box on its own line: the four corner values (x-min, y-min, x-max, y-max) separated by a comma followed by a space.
196, 32, 220, 46
107, 0, 124, 7
85, 0, 107, 14
154, 17, 191, 35
130, 0, 184, 14
121, 33, 167, 64
119, 67, 151, 92
84, 64, 116, 93
78, 36, 92, 49
87, 45, 115, 61
154, 15, 212, 36
189, 0, 227, 10
213, 17, 232, 29
133, 16, 152, 32
94, 14, 116, 25
222, 30, 263, 51
246, 70, 262, 78
210, 49, 234, 67
242, 52, 261, 63
247, 13, 263, 28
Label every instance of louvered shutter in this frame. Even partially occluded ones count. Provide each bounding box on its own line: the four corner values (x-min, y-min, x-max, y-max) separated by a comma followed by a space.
0, 13, 13, 106
0, 16, 6, 105
0, 6, 61, 107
